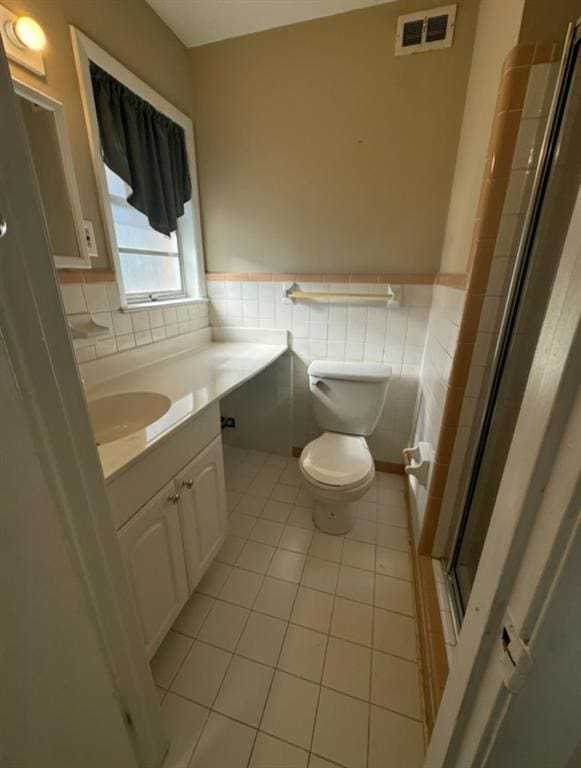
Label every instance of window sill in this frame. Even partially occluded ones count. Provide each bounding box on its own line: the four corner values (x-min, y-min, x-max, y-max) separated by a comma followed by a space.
121, 296, 209, 313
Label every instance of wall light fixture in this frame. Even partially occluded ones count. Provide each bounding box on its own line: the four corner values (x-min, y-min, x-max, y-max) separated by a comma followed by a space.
0, 4, 46, 76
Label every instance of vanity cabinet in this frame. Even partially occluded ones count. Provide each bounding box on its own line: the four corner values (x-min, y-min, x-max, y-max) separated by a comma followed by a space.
112, 407, 228, 658
118, 481, 188, 657
175, 436, 227, 590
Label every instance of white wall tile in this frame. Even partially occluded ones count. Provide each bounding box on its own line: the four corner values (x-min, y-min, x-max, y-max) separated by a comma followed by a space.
111, 311, 133, 337
60, 284, 87, 314
207, 280, 225, 298
135, 329, 153, 346
522, 62, 558, 120
504, 169, 533, 215
149, 308, 164, 328
163, 306, 178, 325
209, 279, 433, 464
495, 215, 521, 257
75, 344, 97, 363
82, 284, 109, 313
512, 117, 547, 171
60, 280, 209, 365
226, 281, 242, 299
242, 282, 258, 300
95, 337, 117, 358
106, 283, 121, 310
132, 310, 151, 332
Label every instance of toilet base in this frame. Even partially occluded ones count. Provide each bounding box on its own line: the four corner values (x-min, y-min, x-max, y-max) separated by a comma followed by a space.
313, 500, 356, 535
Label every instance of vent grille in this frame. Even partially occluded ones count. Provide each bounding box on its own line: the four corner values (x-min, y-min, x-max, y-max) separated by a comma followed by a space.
395, 5, 457, 56
426, 14, 449, 42
402, 19, 424, 47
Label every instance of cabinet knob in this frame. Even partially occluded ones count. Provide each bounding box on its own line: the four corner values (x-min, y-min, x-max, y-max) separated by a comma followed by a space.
168, 493, 181, 504
182, 479, 194, 489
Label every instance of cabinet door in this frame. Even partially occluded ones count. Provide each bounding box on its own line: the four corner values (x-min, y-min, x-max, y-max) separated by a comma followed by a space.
118, 481, 188, 658
176, 436, 227, 591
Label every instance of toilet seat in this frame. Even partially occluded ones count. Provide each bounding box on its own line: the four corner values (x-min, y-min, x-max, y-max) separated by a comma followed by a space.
300, 432, 374, 490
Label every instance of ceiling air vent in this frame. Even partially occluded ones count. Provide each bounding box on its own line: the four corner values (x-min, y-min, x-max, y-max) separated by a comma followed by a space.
395, 4, 457, 56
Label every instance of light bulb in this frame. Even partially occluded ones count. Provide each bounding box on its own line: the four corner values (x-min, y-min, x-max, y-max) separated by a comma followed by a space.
10, 16, 46, 51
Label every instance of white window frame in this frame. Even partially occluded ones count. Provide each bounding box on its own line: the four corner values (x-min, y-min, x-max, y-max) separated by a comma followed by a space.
70, 27, 206, 309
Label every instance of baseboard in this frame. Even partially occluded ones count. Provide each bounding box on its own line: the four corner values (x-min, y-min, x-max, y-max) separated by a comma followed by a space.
292, 446, 404, 474
374, 460, 405, 474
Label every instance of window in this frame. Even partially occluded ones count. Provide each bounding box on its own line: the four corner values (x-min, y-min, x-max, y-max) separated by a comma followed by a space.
71, 28, 205, 309
104, 167, 185, 302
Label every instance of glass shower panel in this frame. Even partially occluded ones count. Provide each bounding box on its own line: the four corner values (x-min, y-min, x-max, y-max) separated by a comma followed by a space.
450, 36, 581, 614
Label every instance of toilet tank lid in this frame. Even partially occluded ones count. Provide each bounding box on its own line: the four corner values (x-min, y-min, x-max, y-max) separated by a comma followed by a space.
308, 360, 392, 382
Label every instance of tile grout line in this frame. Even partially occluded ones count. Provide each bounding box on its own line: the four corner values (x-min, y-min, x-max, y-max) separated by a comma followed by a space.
222, 520, 414, 582
191, 562, 269, 767
165, 663, 425, 730
200, 568, 418, 659
159, 456, 414, 766
367, 558, 377, 768
242, 550, 309, 767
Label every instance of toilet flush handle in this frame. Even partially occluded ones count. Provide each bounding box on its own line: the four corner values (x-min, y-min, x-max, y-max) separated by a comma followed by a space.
311, 377, 324, 388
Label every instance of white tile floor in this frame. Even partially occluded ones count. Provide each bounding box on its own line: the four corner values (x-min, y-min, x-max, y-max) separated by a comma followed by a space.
151, 447, 425, 768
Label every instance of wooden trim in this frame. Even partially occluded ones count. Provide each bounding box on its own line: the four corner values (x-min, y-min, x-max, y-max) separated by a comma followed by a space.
292, 446, 404, 474
374, 459, 405, 474
58, 269, 116, 284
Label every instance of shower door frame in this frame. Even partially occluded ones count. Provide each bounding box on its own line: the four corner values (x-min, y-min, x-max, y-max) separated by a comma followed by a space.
423, 17, 581, 766
446, 19, 581, 623
424, 48, 581, 766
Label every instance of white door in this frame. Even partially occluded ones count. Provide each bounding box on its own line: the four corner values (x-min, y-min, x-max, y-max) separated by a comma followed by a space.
0, 40, 166, 767
176, 436, 228, 590
118, 482, 188, 657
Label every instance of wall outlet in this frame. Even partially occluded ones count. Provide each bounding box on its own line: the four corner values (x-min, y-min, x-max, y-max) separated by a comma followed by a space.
83, 220, 98, 258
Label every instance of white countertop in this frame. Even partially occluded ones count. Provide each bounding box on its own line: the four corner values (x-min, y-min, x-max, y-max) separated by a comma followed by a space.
83, 328, 287, 479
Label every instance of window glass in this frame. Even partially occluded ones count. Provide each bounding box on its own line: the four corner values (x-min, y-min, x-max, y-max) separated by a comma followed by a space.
104, 166, 184, 299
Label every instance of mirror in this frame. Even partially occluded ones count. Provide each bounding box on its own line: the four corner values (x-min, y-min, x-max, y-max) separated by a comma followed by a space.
14, 79, 91, 269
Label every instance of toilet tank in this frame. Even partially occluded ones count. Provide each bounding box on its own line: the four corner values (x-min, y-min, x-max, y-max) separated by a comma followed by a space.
308, 360, 391, 436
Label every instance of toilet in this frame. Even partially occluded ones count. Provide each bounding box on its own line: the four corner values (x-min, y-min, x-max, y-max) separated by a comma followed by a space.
299, 360, 391, 535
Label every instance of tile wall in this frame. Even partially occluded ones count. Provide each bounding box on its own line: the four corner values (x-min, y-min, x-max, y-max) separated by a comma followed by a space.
219, 354, 293, 458
207, 276, 434, 465
408, 284, 466, 539
408, 44, 560, 558
432, 56, 560, 555
59, 280, 210, 364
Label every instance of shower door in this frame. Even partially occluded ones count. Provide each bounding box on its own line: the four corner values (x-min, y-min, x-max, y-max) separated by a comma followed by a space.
448, 21, 581, 619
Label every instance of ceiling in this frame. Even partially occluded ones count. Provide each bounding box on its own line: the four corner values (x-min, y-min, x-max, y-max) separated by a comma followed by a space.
145, 0, 393, 47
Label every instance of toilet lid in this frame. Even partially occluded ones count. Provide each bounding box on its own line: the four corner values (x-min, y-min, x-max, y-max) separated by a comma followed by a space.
300, 432, 373, 487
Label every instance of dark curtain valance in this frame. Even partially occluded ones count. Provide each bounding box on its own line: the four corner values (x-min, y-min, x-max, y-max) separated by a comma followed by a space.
90, 62, 191, 237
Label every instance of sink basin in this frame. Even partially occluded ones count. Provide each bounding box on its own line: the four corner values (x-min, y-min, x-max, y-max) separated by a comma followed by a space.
88, 391, 172, 445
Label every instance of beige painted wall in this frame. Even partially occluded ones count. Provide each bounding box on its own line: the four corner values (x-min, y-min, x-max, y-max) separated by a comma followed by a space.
519, 0, 580, 46
4, 0, 191, 270
438, 0, 525, 273
191, 0, 480, 275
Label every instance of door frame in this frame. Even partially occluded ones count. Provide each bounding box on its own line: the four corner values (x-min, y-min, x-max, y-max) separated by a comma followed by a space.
0, 40, 166, 768
425, 93, 581, 768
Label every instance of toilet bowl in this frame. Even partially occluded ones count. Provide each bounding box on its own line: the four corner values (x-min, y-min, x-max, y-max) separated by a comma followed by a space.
300, 432, 375, 534
299, 360, 391, 535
